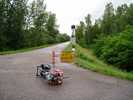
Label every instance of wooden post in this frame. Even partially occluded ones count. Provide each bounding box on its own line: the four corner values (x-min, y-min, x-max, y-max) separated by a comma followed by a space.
52, 51, 56, 67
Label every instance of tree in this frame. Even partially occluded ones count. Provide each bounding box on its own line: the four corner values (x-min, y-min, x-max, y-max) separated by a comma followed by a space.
101, 2, 116, 34
46, 13, 58, 37
30, 0, 48, 31
115, 4, 128, 32
24, 0, 50, 46
56, 34, 70, 43
0, 0, 8, 50
24, 0, 60, 46
75, 21, 85, 46
90, 20, 101, 42
85, 14, 92, 45
5, 0, 27, 49
0, 0, 66, 51
126, 3, 133, 25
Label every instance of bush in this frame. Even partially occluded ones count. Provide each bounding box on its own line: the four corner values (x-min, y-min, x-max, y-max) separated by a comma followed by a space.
56, 34, 70, 43
92, 27, 133, 71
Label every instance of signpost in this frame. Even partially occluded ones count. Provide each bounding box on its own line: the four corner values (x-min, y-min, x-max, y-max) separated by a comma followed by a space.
60, 51, 74, 63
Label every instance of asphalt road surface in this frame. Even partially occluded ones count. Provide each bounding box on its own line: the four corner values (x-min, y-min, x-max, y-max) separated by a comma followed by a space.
0, 42, 133, 100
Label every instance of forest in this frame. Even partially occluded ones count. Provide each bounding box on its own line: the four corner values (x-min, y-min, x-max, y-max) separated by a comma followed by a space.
0, 0, 70, 51
75, 2, 133, 71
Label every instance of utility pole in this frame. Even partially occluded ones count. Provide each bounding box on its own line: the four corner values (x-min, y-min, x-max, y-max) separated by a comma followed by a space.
71, 25, 76, 52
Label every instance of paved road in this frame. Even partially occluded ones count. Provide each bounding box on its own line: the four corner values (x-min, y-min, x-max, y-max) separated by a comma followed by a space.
0, 42, 133, 100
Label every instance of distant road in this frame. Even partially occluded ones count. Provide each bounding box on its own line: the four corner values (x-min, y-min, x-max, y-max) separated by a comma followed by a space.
0, 42, 133, 100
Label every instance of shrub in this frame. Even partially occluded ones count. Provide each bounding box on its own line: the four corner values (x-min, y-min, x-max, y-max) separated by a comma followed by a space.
56, 34, 70, 43
92, 27, 133, 71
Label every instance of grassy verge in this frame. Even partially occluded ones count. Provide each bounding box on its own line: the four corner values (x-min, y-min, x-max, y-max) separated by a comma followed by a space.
0, 44, 56, 55
65, 44, 133, 81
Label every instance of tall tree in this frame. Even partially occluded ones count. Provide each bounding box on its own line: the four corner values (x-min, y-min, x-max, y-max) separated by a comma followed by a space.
0, 0, 8, 50
31, 0, 48, 31
126, 3, 133, 25
90, 20, 101, 41
25, 0, 49, 46
101, 2, 115, 34
5, 0, 27, 49
75, 21, 85, 45
115, 4, 128, 32
85, 14, 92, 45
46, 13, 59, 37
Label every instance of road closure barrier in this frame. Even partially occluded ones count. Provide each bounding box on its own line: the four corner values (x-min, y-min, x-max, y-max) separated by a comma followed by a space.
60, 51, 74, 63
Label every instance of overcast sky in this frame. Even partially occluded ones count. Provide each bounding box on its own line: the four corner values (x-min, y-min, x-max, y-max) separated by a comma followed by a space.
45, 0, 132, 35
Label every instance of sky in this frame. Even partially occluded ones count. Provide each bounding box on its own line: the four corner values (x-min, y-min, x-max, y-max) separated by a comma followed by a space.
44, 0, 133, 35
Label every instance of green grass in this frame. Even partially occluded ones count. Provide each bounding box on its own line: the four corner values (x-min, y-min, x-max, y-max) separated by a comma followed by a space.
0, 44, 55, 55
65, 44, 133, 81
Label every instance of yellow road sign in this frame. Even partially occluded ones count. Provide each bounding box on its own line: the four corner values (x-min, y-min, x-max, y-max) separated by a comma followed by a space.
60, 51, 74, 63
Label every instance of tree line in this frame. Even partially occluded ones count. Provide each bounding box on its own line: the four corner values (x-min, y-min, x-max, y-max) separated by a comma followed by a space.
0, 0, 70, 51
75, 2, 133, 71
